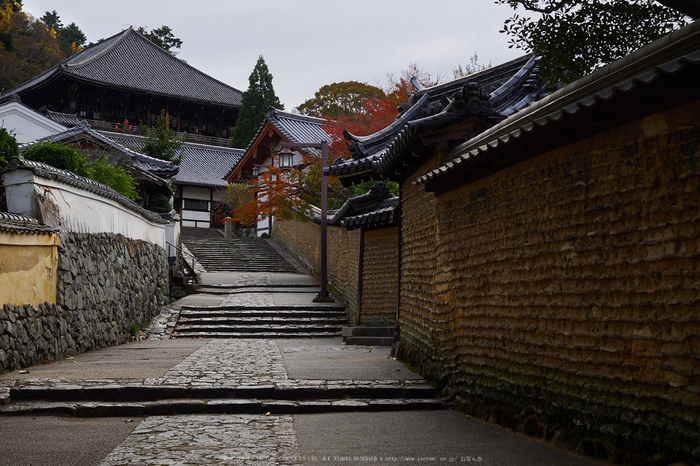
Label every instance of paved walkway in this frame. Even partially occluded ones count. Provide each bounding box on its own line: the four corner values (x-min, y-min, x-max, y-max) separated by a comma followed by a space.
0, 271, 598, 465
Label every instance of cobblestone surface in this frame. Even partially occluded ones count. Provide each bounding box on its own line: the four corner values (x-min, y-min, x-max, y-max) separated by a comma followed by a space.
154, 339, 288, 386
142, 304, 181, 340
98, 415, 303, 466
221, 291, 275, 307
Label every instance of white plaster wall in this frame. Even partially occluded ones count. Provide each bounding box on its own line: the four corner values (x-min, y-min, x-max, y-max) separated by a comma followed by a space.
165, 218, 180, 256
183, 186, 211, 200
3, 168, 166, 247
0, 103, 66, 144
183, 210, 210, 222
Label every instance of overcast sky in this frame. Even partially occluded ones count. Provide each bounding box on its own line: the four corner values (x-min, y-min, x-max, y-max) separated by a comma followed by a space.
22, 0, 528, 110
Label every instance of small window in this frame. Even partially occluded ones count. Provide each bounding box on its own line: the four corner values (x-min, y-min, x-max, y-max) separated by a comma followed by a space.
184, 199, 209, 211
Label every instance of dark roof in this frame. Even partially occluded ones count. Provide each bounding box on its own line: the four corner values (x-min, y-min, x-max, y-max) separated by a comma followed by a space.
227, 108, 331, 180
0, 212, 58, 235
266, 109, 330, 156
415, 19, 700, 188
18, 123, 176, 198
326, 55, 547, 184
327, 181, 399, 230
46, 110, 83, 127
2, 28, 242, 108
103, 131, 243, 188
2, 157, 167, 224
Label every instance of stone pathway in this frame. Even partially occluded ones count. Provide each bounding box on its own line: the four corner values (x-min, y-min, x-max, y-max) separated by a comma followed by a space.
99, 414, 303, 466
153, 339, 288, 386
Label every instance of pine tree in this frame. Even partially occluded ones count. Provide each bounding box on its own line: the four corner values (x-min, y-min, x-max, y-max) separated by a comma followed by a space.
230, 55, 283, 149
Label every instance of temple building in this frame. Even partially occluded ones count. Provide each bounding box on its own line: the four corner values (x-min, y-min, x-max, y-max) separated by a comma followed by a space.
1, 27, 246, 229
1, 27, 242, 145
226, 108, 331, 236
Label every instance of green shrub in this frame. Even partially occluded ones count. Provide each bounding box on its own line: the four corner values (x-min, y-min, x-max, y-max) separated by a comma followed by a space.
23, 142, 91, 177
0, 127, 19, 169
88, 157, 138, 201
24, 143, 139, 201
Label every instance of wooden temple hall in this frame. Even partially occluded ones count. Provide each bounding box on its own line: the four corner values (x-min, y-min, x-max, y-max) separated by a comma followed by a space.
2, 28, 242, 145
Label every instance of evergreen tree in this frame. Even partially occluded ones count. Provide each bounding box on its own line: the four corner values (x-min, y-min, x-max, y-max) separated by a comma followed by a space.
39, 10, 61, 31
230, 55, 283, 149
140, 110, 184, 164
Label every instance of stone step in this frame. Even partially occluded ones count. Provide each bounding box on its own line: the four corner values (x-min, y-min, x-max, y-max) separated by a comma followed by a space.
179, 309, 346, 319
8, 382, 438, 402
0, 398, 443, 417
171, 331, 343, 339
344, 337, 395, 346
174, 323, 343, 333
342, 326, 395, 346
342, 327, 394, 337
180, 232, 300, 274
171, 330, 340, 339
177, 317, 347, 325
180, 304, 345, 312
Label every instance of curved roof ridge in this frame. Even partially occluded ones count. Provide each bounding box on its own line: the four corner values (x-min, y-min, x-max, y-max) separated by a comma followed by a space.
413, 54, 533, 98
271, 108, 326, 125
65, 28, 132, 69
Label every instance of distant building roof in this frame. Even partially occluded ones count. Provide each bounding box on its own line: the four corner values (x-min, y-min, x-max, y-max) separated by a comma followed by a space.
327, 181, 399, 230
103, 131, 243, 188
264, 109, 330, 156
1, 28, 243, 108
227, 108, 331, 181
326, 55, 547, 184
31, 122, 179, 176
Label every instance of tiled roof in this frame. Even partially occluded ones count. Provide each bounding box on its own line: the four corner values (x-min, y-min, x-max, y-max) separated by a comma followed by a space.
46, 110, 83, 127
228, 108, 331, 180
327, 181, 399, 230
0, 212, 58, 235
2, 157, 167, 224
19, 123, 178, 190
2, 28, 242, 108
415, 19, 700, 187
326, 55, 547, 183
267, 109, 330, 156
103, 132, 243, 188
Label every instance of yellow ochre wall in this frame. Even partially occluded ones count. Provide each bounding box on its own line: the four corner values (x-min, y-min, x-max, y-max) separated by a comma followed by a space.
0, 231, 59, 306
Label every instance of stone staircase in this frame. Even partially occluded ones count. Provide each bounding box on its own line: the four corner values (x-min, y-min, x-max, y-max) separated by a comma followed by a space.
1, 380, 442, 417
180, 227, 298, 273
172, 303, 346, 338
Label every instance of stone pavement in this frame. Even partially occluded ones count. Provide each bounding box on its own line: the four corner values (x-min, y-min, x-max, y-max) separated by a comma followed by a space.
0, 271, 600, 465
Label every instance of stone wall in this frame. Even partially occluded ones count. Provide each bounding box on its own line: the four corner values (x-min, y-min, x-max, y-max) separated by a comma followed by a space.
397, 101, 700, 459
272, 219, 361, 321
0, 231, 168, 372
360, 227, 399, 326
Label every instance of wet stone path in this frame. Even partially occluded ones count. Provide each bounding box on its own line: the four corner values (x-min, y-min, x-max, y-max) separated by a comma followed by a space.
98, 414, 303, 466
151, 339, 289, 387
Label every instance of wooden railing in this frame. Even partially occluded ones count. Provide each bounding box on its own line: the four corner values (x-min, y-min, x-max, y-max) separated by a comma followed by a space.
86, 120, 232, 148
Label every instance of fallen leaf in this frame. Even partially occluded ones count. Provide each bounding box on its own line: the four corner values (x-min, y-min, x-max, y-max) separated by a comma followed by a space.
364, 350, 371, 353
41, 360, 51, 365
18, 370, 29, 374
64, 356, 74, 360
396, 369, 401, 372
265, 412, 271, 416
125, 419, 133, 423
